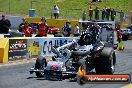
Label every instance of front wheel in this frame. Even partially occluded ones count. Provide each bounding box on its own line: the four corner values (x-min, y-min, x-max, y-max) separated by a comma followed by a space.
35, 57, 47, 78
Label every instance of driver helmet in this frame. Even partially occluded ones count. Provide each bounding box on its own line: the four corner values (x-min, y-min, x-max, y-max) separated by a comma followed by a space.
83, 33, 93, 45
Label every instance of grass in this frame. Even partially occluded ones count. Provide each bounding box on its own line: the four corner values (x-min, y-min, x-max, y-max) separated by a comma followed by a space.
0, 0, 131, 20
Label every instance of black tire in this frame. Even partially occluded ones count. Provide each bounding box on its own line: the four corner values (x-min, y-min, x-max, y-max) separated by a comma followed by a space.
94, 47, 116, 74
54, 33, 63, 37
114, 44, 118, 50
35, 57, 47, 78
77, 75, 86, 85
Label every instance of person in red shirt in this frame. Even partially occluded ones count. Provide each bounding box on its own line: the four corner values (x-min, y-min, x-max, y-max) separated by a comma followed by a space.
36, 17, 49, 37
116, 24, 122, 43
21, 22, 32, 37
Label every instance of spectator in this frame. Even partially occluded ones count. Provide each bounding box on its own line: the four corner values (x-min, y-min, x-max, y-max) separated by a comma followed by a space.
102, 9, 105, 20
111, 9, 116, 21
21, 21, 32, 37
89, 6, 94, 20
62, 21, 71, 37
36, 17, 49, 37
82, 10, 86, 21
0, 15, 11, 34
74, 24, 80, 37
116, 24, 122, 43
53, 5, 59, 19
106, 7, 111, 21
95, 7, 99, 20
104, 7, 107, 20
119, 10, 125, 23
19, 18, 26, 32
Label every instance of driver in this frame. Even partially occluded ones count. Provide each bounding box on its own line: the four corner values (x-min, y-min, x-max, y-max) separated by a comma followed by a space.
89, 23, 100, 43
78, 33, 93, 46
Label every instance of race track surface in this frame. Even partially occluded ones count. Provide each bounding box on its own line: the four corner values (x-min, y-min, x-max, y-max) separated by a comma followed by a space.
0, 40, 132, 88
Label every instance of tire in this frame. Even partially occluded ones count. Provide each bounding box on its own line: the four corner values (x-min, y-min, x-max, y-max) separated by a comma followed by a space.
114, 44, 118, 50
94, 47, 116, 74
35, 57, 47, 78
54, 33, 63, 37
77, 75, 86, 85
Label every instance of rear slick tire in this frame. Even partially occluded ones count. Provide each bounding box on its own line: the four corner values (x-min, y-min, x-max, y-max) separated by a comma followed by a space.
94, 47, 116, 74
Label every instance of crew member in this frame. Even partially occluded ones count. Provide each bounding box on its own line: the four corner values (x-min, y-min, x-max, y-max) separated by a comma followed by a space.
116, 24, 122, 43
21, 22, 32, 37
36, 17, 49, 37
19, 18, 26, 32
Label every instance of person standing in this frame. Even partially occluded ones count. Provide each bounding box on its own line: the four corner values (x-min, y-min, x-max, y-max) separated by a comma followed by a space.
36, 17, 49, 37
111, 9, 116, 21
95, 7, 99, 20
53, 5, 59, 19
119, 10, 125, 23
0, 15, 11, 34
89, 6, 94, 20
106, 7, 111, 21
104, 7, 107, 20
82, 10, 86, 21
116, 24, 122, 43
102, 9, 105, 20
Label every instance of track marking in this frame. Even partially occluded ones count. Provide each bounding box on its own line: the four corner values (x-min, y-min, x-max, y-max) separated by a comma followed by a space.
122, 84, 132, 88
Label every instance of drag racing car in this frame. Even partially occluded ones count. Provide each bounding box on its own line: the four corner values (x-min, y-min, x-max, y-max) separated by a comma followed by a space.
29, 33, 116, 80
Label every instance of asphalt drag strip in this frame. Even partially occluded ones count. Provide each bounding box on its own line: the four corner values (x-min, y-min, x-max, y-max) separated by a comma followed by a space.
0, 40, 132, 88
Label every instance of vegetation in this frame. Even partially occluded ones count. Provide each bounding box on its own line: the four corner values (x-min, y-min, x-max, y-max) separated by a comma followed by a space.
0, 0, 131, 20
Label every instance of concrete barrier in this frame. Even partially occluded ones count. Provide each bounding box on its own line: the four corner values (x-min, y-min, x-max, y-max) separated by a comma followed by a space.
0, 38, 9, 63
5, 37, 77, 62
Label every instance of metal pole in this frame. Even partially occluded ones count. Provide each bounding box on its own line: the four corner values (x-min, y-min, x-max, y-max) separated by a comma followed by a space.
30, 0, 33, 9
9, 0, 10, 13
